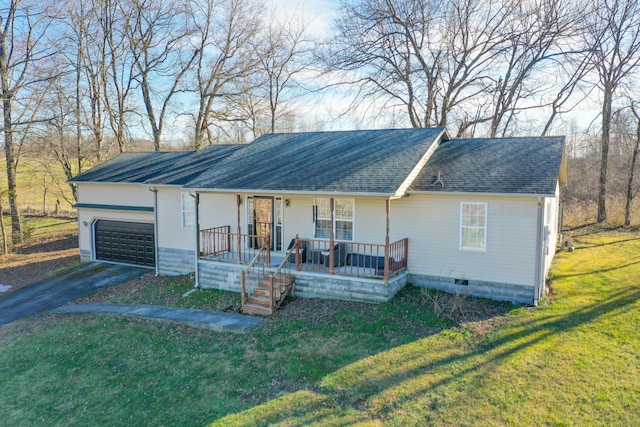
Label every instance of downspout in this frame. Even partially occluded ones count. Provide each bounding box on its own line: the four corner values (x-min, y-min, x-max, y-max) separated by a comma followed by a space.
533, 197, 544, 307
192, 191, 200, 289
148, 187, 159, 276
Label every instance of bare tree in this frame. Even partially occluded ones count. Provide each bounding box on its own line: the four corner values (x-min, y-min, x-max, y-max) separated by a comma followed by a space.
0, 0, 57, 245
541, 54, 593, 136
487, 0, 583, 137
326, 0, 566, 136
57, 0, 109, 165
125, 0, 198, 150
253, 8, 312, 134
189, 0, 263, 149
37, 76, 79, 201
585, 0, 640, 222
101, 0, 136, 153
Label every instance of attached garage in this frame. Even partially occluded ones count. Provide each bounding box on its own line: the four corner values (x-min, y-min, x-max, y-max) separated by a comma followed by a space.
94, 220, 155, 267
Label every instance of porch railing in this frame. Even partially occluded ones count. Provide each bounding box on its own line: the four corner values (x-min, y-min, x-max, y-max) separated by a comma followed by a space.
240, 240, 270, 308
200, 226, 270, 265
291, 236, 408, 282
200, 227, 408, 282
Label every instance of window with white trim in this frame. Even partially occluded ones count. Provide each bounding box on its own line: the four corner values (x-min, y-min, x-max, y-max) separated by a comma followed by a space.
460, 202, 487, 251
181, 193, 196, 229
313, 198, 354, 241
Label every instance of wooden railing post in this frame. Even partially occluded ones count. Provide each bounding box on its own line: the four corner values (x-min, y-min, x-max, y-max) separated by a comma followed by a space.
266, 234, 271, 266
404, 238, 408, 270
295, 234, 301, 271
329, 198, 335, 274
241, 270, 246, 306
270, 276, 275, 309
237, 195, 242, 263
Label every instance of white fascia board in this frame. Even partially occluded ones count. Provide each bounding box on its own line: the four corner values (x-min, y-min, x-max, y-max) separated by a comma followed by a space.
185, 188, 394, 198
393, 129, 448, 198
407, 190, 556, 198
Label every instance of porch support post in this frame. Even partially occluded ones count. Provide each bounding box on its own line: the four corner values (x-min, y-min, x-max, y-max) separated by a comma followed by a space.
384, 198, 390, 284
194, 192, 200, 288
329, 197, 335, 274
237, 194, 242, 264
295, 234, 301, 271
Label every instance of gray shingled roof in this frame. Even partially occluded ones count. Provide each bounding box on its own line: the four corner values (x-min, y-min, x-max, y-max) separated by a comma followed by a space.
409, 136, 565, 195
186, 128, 446, 194
145, 144, 244, 185
69, 145, 243, 185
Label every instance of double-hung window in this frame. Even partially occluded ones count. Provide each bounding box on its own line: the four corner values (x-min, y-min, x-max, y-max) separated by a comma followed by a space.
313, 198, 354, 241
460, 202, 487, 251
181, 193, 196, 229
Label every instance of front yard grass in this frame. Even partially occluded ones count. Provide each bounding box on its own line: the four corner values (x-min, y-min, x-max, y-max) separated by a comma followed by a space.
1, 227, 639, 426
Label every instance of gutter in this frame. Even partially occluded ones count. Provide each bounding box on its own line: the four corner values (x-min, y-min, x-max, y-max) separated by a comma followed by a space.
407, 190, 557, 198
191, 191, 200, 289
533, 197, 544, 307
148, 186, 159, 276
180, 188, 397, 198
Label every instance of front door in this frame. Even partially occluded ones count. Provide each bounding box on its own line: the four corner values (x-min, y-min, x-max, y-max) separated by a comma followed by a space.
254, 196, 274, 250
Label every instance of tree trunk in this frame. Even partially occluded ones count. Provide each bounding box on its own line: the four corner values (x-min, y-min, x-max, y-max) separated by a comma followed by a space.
2, 97, 22, 244
597, 84, 613, 223
0, 196, 7, 254
625, 121, 640, 226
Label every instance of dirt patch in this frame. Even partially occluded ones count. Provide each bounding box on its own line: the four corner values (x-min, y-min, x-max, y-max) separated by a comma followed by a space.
0, 235, 80, 292
74, 273, 177, 304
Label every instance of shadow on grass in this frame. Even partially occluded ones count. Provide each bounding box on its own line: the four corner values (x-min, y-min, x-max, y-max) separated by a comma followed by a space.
208, 283, 640, 426
551, 258, 640, 279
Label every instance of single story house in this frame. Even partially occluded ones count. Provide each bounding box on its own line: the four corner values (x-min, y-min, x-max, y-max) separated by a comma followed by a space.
69, 128, 567, 310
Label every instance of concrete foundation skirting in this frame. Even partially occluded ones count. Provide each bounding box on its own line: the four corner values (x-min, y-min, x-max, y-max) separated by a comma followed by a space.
197, 259, 408, 303
409, 273, 534, 305
158, 247, 196, 276
292, 271, 408, 303
80, 249, 92, 262
198, 260, 244, 292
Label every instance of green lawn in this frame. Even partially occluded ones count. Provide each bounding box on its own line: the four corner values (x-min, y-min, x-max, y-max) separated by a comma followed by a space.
1, 228, 639, 426
1, 215, 77, 246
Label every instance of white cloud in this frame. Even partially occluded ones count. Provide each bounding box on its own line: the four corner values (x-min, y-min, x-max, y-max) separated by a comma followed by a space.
264, 0, 340, 37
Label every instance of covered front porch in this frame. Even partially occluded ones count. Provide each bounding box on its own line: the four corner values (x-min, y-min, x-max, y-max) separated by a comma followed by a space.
198, 227, 408, 282
193, 194, 410, 307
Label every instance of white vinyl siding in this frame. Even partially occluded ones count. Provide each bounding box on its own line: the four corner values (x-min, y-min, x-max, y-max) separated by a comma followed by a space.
181, 193, 196, 229
198, 193, 243, 231
156, 188, 194, 250
460, 202, 487, 251
77, 183, 154, 206
391, 194, 539, 287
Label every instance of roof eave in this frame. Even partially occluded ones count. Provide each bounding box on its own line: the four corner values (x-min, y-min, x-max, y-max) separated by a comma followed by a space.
184, 187, 395, 198
406, 190, 557, 198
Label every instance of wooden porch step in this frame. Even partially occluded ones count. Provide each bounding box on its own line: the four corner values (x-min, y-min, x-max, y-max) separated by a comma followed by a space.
247, 294, 271, 306
241, 274, 295, 316
242, 303, 272, 316
254, 288, 283, 299
255, 281, 287, 291
265, 275, 295, 284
